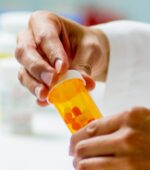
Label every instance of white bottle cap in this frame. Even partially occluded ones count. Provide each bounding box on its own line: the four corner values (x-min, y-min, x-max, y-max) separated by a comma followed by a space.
58, 70, 85, 84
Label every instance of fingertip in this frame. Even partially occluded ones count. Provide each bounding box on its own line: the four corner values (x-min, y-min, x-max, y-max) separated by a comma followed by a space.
37, 99, 49, 107
81, 72, 95, 91
55, 58, 69, 74
35, 85, 49, 101
55, 59, 63, 74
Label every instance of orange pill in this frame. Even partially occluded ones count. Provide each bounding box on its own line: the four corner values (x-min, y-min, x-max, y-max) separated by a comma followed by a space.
72, 121, 81, 131
64, 112, 74, 124
72, 107, 82, 116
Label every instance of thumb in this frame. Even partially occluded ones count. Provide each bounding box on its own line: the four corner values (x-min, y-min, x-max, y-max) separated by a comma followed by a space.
71, 47, 96, 90
80, 70, 95, 91
71, 64, 95, 90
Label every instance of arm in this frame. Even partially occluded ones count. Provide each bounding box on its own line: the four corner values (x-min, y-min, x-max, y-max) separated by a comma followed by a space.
94, 20, 150, 81
94, 21, 150, 115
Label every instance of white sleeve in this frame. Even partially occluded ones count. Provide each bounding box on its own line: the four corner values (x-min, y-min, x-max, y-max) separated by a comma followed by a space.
94, 21, 150, 116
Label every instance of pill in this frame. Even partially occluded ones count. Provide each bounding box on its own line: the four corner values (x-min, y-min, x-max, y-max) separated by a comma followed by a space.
72, 121, 81, 131
72, 107, 82, 116
64, 112, 74, 124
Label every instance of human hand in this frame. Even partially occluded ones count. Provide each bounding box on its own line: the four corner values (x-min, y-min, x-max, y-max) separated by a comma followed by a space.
15, 11, 109, 106
70, 107, 150, 170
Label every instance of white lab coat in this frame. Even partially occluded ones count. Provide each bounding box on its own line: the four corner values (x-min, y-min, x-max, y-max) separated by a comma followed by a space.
96, 21, 150, 116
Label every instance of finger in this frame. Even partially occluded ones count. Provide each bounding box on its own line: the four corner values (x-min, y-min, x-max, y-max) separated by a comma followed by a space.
18, 67, 49, 102
69, 112, 126, 156
124, 107, 150, 131
74, 134, 120, 158
75, 126, 150, 159
74, 157, 149, 170
29, 12, 69, 74
81, 70, 95, 91
76, 157, 118, 170
74, 134, 118, 158
15, 29, 58, 87
70, 46, 96, 90
37, 99, 49, 107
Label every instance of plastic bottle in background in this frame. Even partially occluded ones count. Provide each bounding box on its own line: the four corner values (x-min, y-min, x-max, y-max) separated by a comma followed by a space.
0, 11, 31, 35
0, 31, 15, 59
47, 70, 103, 134
0, 58, 35, 134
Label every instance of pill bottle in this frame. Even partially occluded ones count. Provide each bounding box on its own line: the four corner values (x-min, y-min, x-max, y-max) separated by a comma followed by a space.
47, 70, 103, 134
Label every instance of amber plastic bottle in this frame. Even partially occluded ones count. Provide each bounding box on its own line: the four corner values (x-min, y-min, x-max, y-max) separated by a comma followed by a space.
47, 70, 103, 134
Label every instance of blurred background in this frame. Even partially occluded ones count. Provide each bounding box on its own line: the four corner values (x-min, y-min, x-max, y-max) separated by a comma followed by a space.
0, 0, 149, 170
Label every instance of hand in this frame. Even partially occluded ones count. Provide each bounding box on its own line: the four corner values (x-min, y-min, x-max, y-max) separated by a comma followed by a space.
70, 107, 150, 170
15, 11, 109, 106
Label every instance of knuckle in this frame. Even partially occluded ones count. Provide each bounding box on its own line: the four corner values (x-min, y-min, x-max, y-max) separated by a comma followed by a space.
31, 10, 43, 17
131, 107, 143, 113
30, 11, 55, 21
36, 31, 50, 45
29, 11, 45, 29
15, 45, 24, 61
120, 129, 137, 153
131, 106, 150, 113
73, 158, 77, 169
18, 68, 25, 85
131, 107, 150, 118
70, 135, 76, 149
124, 107, 149, 127
85, 41, 101, 55
29, 61, 45, 77
36, 31, 58, 46
70, 134, 78, 155
128, 109, 138, 120
130, 107, 146, 119
124, 109, 139, 126
15, 44, 35, 62
18, 68, 35, 94
90, 41, 100, 51
29, 11, 44, 23
75, 141, 87, 156
126, 157, 138, 170
78, 161, 87, 170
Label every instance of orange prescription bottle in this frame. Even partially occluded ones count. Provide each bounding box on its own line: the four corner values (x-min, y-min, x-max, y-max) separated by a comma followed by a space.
47, 70, 103, 134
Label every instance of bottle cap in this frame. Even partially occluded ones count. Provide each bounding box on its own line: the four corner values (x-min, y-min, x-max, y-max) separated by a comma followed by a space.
47, 70, 85, 103
53, 70, 86, 90
58, 70, 85, 85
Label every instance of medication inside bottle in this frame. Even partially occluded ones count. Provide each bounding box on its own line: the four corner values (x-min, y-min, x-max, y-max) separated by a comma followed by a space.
47, 70, 103, 134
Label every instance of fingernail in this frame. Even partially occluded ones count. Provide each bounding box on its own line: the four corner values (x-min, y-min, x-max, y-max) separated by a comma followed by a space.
35, 86, 47, 101
55, 59, 63, 74
41, 72, 53, 86
86, 122, 97, 136
35, 86, 41, 99
73, 159, 77, 168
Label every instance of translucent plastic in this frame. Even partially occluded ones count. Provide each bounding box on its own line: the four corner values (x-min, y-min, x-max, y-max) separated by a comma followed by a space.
48, 78, 103, 134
